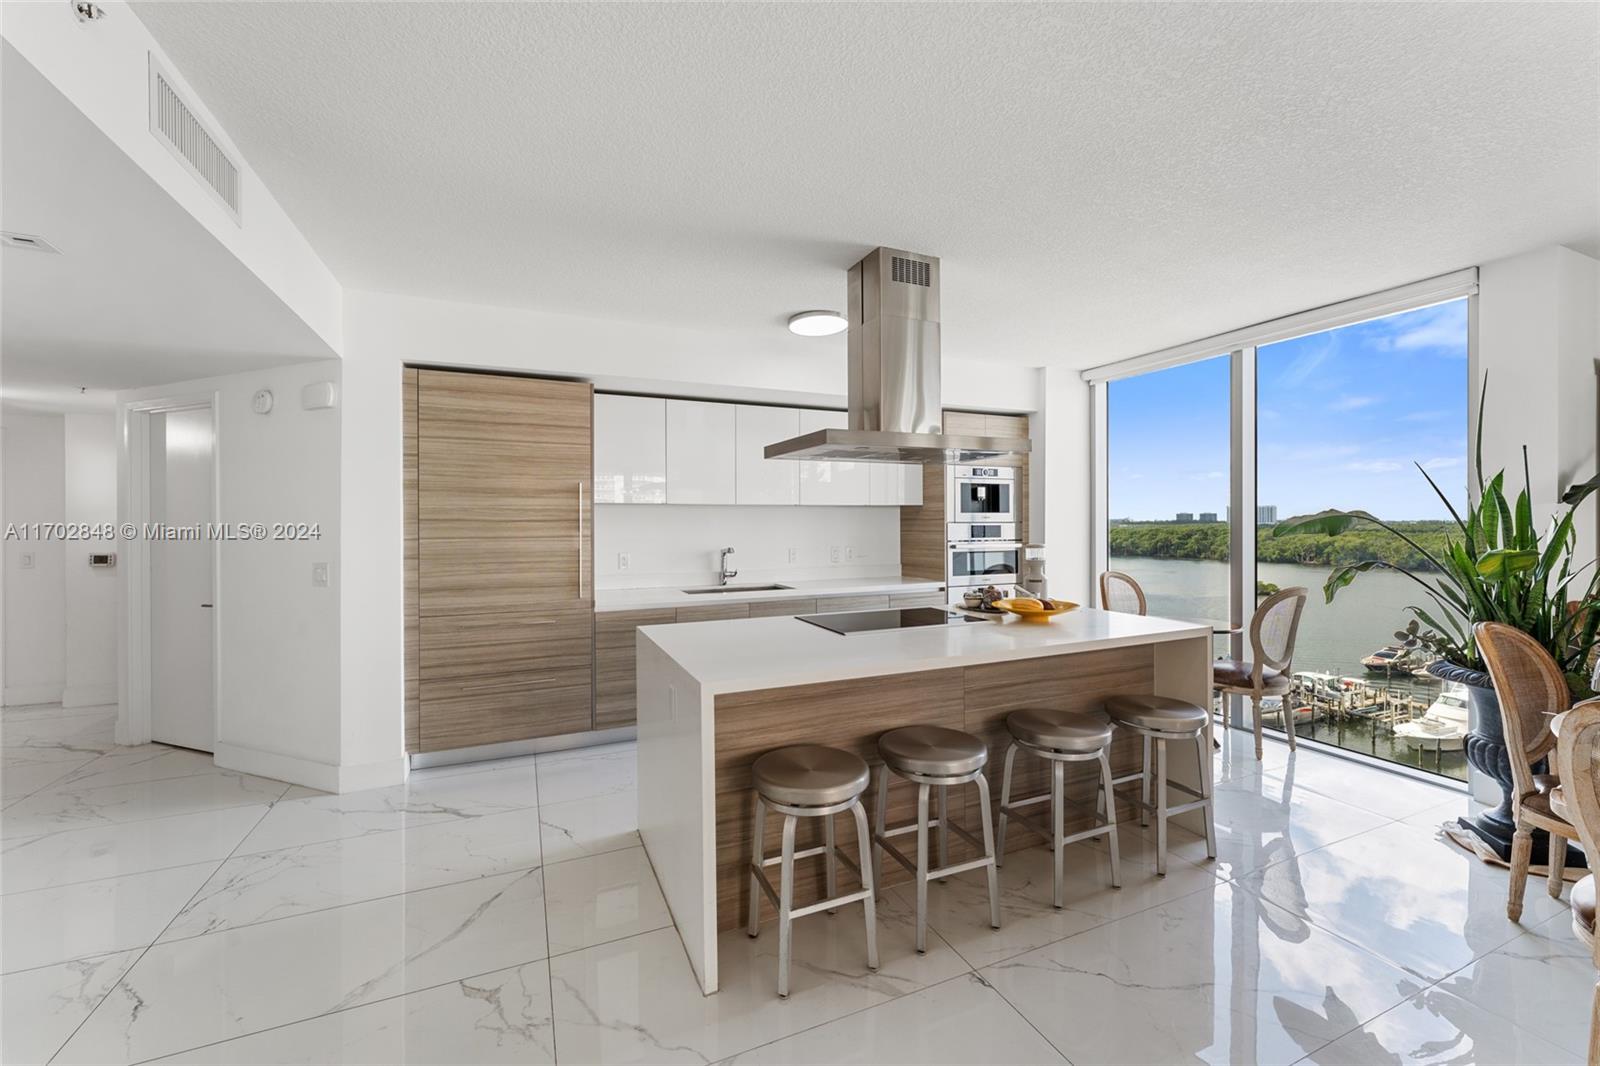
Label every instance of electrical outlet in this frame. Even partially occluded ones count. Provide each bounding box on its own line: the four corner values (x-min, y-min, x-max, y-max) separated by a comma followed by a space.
830, 546, 842, 564
787, 547, 797, 564
617, 552, 631, 571
312, 562, 329, 588
19, 552, 34, 570
847, 546, 856, 560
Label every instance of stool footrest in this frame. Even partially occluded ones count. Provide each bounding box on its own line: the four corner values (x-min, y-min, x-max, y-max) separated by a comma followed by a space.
756, 844, 862, 877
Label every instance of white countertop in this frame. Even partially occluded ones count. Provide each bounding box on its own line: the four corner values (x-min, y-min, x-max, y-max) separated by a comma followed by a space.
594, 576, 946, 613
638, 607, 1211, 694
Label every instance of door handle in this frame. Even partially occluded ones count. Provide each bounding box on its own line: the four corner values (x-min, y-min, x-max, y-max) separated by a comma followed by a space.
577, 480, 587, 602
201, 603, 214, 608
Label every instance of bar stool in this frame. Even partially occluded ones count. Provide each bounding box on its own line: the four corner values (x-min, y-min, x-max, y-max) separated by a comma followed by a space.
872, 726, 1000, 953
1103, 694, 1217, 875
747, 744, 878, 998
997, 707, 1122, 908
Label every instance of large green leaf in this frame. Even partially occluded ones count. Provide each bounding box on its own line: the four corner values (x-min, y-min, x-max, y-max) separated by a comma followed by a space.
1562, 471, 1600, 508
1271, 510, 1380, 538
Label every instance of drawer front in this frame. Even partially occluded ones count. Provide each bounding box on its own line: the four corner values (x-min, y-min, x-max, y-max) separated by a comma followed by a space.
747, 597, 818, 618
815, 594, 889, 612
676, 603, 752, 623
889, 591, 948, 608
419, 608, 594, 751
594, 609, 676, 729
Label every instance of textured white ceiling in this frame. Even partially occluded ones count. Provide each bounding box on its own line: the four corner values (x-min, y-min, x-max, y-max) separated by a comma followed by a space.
0, 44, 334, 411
131, 1, 1599, 368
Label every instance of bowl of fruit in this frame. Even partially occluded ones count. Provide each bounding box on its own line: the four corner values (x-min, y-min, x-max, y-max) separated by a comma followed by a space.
992, 596, 1078, 623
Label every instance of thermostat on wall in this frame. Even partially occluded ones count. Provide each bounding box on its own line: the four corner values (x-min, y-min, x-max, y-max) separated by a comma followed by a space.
252, 388, 274, 414
89, 553, 116, 568
300, 381, 337, 410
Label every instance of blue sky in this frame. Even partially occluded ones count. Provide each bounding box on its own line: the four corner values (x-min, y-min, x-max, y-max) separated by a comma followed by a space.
1108, 299, 1469, 522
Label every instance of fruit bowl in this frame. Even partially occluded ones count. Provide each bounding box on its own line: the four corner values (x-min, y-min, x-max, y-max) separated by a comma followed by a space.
993, 597, 1078, 623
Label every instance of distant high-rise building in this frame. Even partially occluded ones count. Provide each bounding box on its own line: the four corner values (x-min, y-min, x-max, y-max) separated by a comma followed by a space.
1176, 512, 1195, 523
1257, 505, 1279, 526
1199, 512, 1218, 523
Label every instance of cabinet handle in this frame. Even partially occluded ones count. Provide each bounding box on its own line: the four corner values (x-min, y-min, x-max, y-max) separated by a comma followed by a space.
577, 480, 587, 601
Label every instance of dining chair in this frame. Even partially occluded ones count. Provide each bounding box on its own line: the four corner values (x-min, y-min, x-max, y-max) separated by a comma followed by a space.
1099, 570, 1147, 615
1213, 587, 1309, 760
1476, 621, 1580, 920
1551, 696, 1600, 1063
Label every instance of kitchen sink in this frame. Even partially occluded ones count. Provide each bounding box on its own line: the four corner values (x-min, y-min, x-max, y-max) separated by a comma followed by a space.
681, 583, 794, 594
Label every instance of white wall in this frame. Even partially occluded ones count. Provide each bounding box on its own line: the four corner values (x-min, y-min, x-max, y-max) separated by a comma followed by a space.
595, 505, 900, 590
63, 413, 117, 706
1476, 245, 1600, 569
339, 289, 1041, 784
1, 0, 342, 353
1, 410, 66, 705
117, 360, 349, 789
1035, 366, 1094, 604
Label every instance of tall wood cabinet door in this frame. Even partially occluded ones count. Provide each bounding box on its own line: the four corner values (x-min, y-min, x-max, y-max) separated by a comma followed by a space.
417, 371, 594, 612
594, 608, 676, 730
415, 369, 595, 751
403, 370, 421, 753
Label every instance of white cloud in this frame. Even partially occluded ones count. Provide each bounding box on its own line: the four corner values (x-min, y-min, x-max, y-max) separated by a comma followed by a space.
1400, 409, 1450, 423
1344, 459, 1406, 473
1328, 394, 1378, 412
1421, 456, 1463, 470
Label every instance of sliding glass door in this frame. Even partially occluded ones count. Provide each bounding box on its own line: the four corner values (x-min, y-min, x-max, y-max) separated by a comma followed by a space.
1106, 354, 1233, 632
1256, 300, 1469, 778
1098, 293, 1472, 781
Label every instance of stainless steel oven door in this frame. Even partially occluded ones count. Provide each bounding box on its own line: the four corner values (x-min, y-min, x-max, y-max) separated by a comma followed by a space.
950, 475, 1016, 523
947, 521, 1017, 542
947, 541, 1022, 587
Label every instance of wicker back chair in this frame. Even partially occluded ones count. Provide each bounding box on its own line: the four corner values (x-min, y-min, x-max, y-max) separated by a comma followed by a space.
1475, 621, 1579, 920
1552, 697, 1600, 1064
1214, 587, 1309, 760
1098, 570, 1147, 616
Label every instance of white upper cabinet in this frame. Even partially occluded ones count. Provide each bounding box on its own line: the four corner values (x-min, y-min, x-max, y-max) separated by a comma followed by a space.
869, 461, 924, 506
797, 409, 870, 506
666, 400, 737, 505
734, 405, 800, 505
594, 394, 666, 504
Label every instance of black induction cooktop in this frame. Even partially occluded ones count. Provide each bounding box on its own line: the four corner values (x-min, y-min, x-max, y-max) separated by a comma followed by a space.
797, 607, 988, 636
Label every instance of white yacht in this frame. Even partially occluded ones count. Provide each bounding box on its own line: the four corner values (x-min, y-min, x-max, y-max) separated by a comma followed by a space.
1394, 683, 1471, 751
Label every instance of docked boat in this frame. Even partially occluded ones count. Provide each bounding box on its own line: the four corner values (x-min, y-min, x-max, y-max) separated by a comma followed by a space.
1394, 683, 1470, 751
1361, 645, 1413, 674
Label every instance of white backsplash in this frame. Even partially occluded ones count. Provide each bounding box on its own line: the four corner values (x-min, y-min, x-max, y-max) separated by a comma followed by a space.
594, 504, 902, 589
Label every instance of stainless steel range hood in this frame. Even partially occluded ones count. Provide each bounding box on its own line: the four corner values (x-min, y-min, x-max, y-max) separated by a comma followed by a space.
765, 248, 1030, 465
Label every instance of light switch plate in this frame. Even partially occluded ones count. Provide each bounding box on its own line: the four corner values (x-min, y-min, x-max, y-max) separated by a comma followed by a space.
312, 562, 329, 587
20, 552, 34, 569
829, 546, 842, 563
617, 552, 630, 571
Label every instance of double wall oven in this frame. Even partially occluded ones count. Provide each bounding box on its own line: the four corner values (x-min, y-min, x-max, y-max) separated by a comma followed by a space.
946, 466, 1020, 590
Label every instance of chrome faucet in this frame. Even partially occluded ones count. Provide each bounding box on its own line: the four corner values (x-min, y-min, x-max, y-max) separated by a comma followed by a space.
718, 546, 738, 586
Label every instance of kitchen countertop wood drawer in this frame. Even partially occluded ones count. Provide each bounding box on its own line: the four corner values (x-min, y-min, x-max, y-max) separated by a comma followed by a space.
676, 603, 752, 623
747, 598, 818, 618
815, 594, 890, 612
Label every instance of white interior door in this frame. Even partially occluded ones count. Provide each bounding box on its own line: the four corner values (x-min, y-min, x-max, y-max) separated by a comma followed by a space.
150, 406, 215, 751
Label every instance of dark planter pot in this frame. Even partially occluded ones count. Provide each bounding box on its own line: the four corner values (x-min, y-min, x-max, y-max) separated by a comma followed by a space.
1435, 659, 1585, 868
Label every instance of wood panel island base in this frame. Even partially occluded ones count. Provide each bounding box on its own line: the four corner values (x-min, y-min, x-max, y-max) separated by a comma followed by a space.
636, 607, 1214, 994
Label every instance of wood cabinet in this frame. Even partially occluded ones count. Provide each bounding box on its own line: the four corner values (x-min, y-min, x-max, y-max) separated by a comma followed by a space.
889, 590, 948, 608
797, 409, 870, 506
666, 400, 737, 505
403, 369, 421, 753
734, 405, 800, 505
816, 593, 890, 611
595, 608, 675, 730
748, 597, 817, 617
407, 369, 595, 754
594, 394, 666, 504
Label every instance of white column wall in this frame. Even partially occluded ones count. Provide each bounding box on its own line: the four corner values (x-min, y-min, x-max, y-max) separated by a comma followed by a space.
63, 413, 118, 707
1, 410, 66, 705
1035, 365, 1093, 604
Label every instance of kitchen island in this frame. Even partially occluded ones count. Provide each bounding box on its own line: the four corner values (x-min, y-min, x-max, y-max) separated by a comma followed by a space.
635, 606, 1214, 993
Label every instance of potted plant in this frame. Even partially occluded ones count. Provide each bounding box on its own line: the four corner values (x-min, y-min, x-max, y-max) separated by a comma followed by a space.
1272, 386, 1599, 859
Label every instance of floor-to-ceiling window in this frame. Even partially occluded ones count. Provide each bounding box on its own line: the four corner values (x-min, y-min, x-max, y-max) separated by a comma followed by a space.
1106, 355, 1233, 632
1097, 277, 1475, 782
1256, 299, 1469, 778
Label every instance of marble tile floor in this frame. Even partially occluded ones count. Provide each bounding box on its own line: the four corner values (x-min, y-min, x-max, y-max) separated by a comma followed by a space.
1, 702, 1592, 1064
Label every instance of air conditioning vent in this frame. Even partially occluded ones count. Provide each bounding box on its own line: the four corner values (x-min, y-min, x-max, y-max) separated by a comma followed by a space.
891, 255, 931, 287
149, 56, 241, 222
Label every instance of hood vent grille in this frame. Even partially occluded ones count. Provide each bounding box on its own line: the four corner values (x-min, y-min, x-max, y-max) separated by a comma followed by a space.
891, 255, 931, 287
149, 56, 241, 223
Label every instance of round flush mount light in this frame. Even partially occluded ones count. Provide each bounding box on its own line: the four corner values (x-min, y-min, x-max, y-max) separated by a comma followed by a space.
787, 310, 848, 337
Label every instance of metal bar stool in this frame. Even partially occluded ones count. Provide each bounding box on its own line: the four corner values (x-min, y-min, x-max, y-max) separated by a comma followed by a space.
997, 707, 1122, 908
872, 726, 999, 953
1104, 694, 1217, 874
747, 744, 878, 997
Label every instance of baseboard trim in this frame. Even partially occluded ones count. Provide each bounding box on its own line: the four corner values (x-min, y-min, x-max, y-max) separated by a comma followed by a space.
62, 683, 116, 709
213, 743, 408, 794
408, 726, 637, 770
3, 684, 64, 707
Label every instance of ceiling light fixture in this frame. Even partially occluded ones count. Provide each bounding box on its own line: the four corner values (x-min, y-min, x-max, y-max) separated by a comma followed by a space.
787, 310, 847, 337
